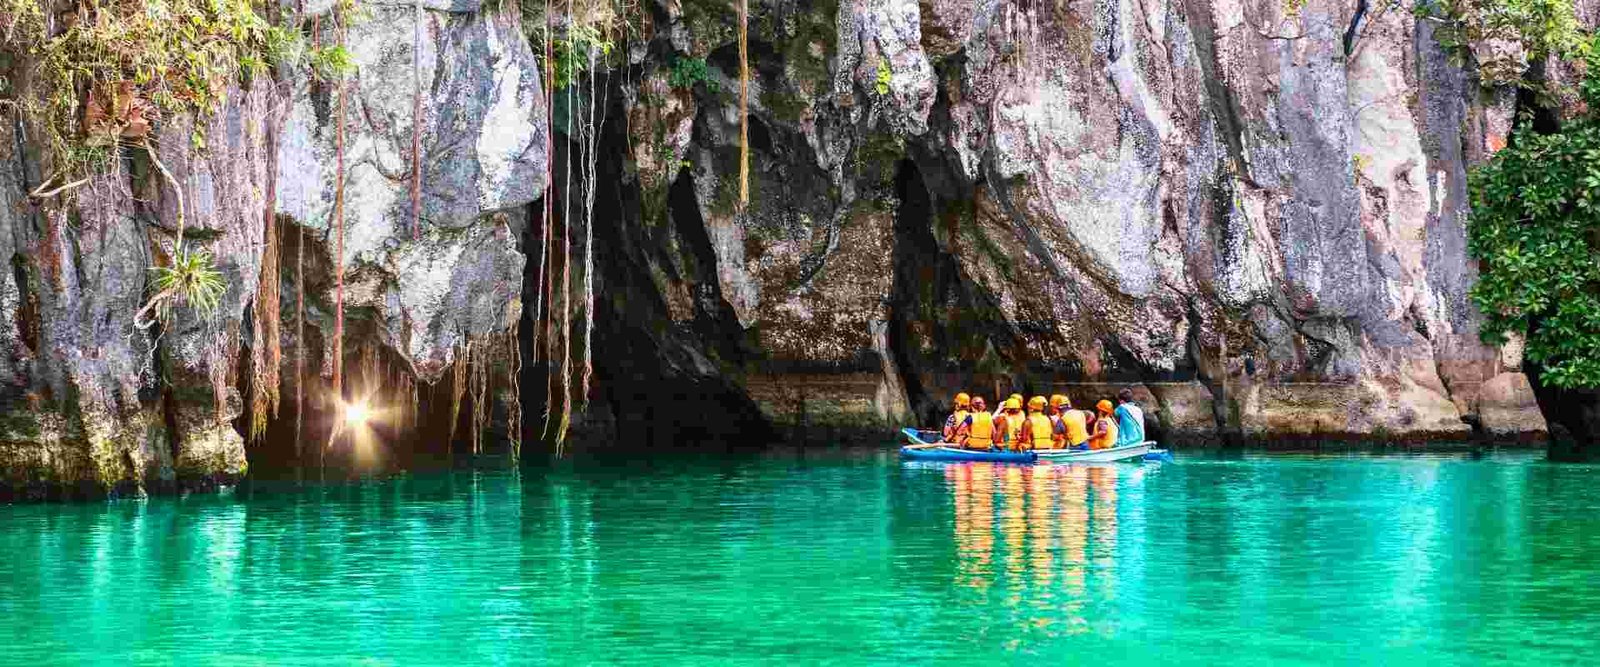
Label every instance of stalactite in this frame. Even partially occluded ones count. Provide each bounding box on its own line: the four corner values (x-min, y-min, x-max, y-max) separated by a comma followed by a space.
737, 0, 749, 207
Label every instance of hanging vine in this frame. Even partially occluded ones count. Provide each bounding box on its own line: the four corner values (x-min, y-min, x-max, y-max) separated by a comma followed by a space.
410, 0, 424, 241
331, 13, 349, 401
737, 0, 749, 208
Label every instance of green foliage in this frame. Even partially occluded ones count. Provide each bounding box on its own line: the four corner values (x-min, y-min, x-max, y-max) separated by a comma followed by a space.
150, 249, 227, 320
1415, 0, 1588, 85
1467, 37, 1600, 388
667, 56, 717, 92
547, 23, 613, 90
874, 59, 892, 96
0, 0, 45, 47
3, 0, 302, 174
309, 44, 356, 82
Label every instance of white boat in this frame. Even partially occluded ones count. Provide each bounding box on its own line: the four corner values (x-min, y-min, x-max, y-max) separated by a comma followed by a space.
1035, 441, 1156, 462
899, 428, 1166, 463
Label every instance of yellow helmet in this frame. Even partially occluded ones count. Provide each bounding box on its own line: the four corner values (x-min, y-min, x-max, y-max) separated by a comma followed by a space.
1009, 393, 1023, 403
1003, 397, 1022, 411
1049, 394, 1069, 409
954, 392, 971, 409
1027, 396, 1046, 411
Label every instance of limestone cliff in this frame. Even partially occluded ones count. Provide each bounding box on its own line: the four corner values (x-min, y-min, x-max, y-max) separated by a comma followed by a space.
639, 0, 1549, 443
0, 1, 542, 497
0, 0, 1571, 497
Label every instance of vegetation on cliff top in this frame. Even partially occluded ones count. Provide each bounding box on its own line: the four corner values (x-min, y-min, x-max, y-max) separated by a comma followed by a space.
1468, 36, 1600, 389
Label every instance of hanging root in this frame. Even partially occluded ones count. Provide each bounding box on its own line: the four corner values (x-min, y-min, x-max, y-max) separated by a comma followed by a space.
737, 0, 749, 207
27, 174, 91, 200
509, 313, 523, 462
410, 0, 424, 241
249, 213, 282, 442
294, 213, 306, 467
470, 340, 489, 455
142, 137, 187, 250
331, 17, 348, 399
450, 340, 469, 445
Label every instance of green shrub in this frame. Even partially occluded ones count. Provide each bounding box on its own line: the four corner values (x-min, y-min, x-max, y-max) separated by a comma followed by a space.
1468, 37, 1600, 388
2, 0, 302, 174
1414, 0, 1587, 85
148, 249, 227, 321
667, 55, 717, 92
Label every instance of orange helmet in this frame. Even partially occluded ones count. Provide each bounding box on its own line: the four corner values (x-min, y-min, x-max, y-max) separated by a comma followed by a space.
1049, 394, 1069, 409
1096, 399, 1114, 414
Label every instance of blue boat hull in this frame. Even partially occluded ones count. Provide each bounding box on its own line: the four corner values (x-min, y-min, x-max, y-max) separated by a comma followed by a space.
899, 446, 1037, 463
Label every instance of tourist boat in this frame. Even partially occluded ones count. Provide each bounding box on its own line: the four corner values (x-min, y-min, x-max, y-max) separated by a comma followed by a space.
899, 428, 1167, 463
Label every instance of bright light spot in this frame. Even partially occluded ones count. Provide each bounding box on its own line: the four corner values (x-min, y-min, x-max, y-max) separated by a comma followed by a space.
344, 401, 371, 428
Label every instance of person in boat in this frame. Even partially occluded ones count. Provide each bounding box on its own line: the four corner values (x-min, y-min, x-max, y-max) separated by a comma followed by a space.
995, 397, 1026, 451
993, 393, 1024, 419
1020, 396, 1057, 451
1088, 399, 1119, 450
1046, 394, 1070, 449
1053, 395, 1091, 450
963, 397, 996, 450
943, 392, 972, 445
1114, 388, 1146, 446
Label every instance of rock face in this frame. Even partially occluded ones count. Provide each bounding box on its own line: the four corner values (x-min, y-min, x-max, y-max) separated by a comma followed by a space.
274, 2, 541, 383
637, 0, 1549, 442
0, 0, 1572, 496
0, 2, 541, 497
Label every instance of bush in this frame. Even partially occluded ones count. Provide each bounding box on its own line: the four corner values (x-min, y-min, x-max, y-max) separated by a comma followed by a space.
1468, 37, 1600, 388
667, 55, 717, 92
2, 0, 300, 173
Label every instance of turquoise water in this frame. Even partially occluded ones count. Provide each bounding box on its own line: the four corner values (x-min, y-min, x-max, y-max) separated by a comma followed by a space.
2, 450, 1598, 665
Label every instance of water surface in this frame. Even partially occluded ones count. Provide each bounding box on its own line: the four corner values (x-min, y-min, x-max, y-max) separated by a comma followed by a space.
2, 449, 1598, 665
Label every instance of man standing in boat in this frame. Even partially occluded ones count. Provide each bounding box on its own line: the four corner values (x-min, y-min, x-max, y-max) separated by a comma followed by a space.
1114, 389, 1146, 446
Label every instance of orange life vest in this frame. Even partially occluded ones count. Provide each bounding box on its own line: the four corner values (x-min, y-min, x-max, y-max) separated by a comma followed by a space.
1002, 412, 1024, 445
1059, 410, 1089, 446
967, 412, 995, 448
946, 409, 970, 443
1089, 418, 1118, 450
1026, 413, 1054, 450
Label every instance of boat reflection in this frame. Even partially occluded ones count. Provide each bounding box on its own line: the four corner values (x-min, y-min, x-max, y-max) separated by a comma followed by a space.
946, 462, 1136, 641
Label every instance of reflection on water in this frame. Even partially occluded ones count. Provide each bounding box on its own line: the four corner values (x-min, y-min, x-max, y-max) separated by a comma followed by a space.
947, 463, 1147, 643
1, 452, 1599, 664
